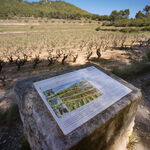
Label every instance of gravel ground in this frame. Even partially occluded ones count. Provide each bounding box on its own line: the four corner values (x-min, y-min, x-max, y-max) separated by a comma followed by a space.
0, 122, 24, 150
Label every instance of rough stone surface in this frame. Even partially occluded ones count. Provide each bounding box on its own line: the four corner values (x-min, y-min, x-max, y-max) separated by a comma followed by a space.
14, 63, 142, 150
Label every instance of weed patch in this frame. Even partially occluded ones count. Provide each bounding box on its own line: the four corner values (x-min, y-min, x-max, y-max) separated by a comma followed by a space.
111, 62, 150, 79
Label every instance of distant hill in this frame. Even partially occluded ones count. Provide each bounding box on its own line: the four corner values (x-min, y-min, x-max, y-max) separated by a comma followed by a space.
0, 0, 96, 20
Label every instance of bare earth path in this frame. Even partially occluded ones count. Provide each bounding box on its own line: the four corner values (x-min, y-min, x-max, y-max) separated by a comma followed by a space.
128, 72, 150, 150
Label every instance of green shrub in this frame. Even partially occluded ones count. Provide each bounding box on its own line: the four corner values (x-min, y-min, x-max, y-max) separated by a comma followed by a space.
119, 28, 138, 33
95, 26, 101, 31
102, 21, 114, 26
24, 19, 28, 23
142, 26, 150, 31
30, 26, 34, 30
97, 27, 149, 33
102, 18, 150, 28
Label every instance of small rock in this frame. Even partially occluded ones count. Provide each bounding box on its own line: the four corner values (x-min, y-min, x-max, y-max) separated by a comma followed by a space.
140, 105, 144, 109
3, 140, 6, 144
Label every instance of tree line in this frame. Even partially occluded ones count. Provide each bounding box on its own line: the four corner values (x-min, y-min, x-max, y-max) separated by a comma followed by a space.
102, 5, 150, 27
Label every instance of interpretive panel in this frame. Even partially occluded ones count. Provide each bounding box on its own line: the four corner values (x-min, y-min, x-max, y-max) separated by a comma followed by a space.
33, 66, 132, 135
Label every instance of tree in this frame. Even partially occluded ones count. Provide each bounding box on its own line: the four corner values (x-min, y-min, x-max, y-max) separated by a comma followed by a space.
40, 0, 48, 3
143, 5, 150, 14
110, 9, 130, 21
135, 11, 145, 19
101, 15, 110, 21
123, 9, 130, 19
119, 9, 130, 19
110, 10, 120, 21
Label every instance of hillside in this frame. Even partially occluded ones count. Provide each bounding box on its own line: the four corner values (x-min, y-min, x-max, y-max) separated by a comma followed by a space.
0, 0, 93, 19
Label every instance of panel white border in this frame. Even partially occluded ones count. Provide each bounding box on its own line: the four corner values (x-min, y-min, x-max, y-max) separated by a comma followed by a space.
33, 66, 132, 135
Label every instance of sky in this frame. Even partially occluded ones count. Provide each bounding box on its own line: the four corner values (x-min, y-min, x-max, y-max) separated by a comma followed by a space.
27, 0, 150, 18
53, 79, 81, 93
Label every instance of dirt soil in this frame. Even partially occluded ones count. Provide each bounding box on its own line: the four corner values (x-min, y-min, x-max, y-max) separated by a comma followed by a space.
0, 71, 150, 150
128, 72, 150, 150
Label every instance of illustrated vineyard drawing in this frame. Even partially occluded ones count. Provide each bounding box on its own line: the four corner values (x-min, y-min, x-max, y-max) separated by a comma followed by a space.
43, 79, 102, 118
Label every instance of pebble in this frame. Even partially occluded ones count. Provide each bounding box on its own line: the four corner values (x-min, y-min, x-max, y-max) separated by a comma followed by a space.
3, 140, 6, 144
140, 105, 144, 109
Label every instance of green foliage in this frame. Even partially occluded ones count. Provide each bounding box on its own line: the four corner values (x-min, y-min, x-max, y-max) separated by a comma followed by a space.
119, 28, 138, 33
30, 25, 34, 30
0, 0, 112, 21
95, 27, 140, 33
110, 9, 130, 21
107, 5, 150, 27
102, 18, 150, 27
97, 26, 150, 33
129, 19, 150, 27
89, 14, 110, 21
95, 26, 101, 31
135, 11, 145, 19
0, 0, 91, 20
143, 5, 150, 14
142, 26, 150, 31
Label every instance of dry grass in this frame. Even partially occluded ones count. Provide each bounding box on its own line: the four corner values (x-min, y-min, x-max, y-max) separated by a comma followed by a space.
127, 136, 139, 150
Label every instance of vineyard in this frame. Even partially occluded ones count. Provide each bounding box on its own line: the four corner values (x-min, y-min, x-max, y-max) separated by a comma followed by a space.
0, 23, 150, 89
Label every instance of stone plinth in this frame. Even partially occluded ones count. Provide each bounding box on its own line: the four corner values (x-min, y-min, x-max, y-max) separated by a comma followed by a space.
14, 64, 141, 150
